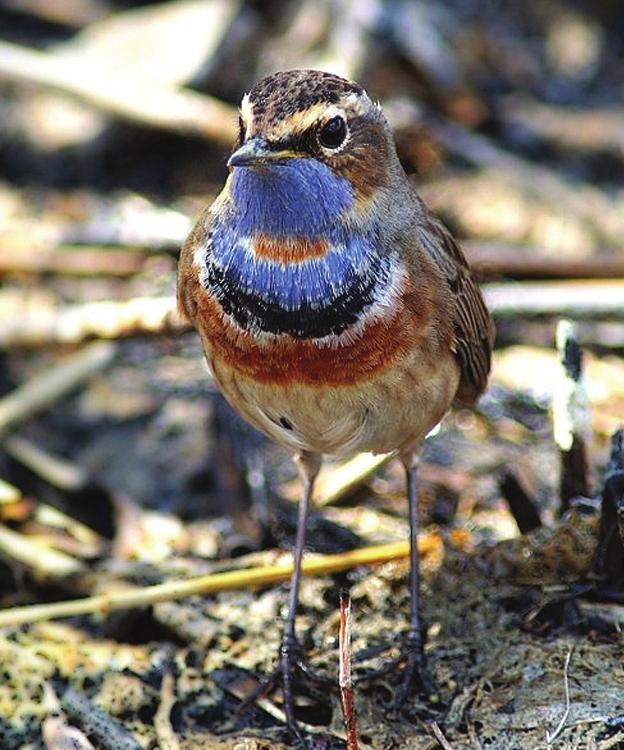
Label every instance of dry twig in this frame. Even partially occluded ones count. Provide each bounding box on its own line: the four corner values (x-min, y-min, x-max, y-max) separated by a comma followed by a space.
462, 243, 624, 281
430, 721, 456, 750
0, 478, 20, 504
154, 671, 181, 750
60, 687, 142, 750
0, 296, 187, 349
485, 281, 624, 319
501, 96, 624, 156
3, 435, 88, 492
546, 648, 573, 747
0, 40, 237, 144
315, 452, 393, 507
0, 535, 452, 628
553, 321, 591, 513
0, 342, 115, 436
4, 281, 624, 351
0, 523, 84, 579
339, 590, 359, 750
0, 246, 149, 277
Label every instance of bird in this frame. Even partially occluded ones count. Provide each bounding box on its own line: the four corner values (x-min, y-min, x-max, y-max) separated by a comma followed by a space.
177, 68, 494, 736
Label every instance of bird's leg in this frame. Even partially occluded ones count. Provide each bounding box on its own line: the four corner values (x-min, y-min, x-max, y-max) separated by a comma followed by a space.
281, 453, 319, 727
242, 453, 330, 740
354, 456, 439, 708
392, 457, 438, 706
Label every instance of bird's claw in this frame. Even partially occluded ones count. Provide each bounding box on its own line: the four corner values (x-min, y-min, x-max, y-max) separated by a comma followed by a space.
390, 633, 440, 711
240, 633, 332, 743
354, 630, 442, 711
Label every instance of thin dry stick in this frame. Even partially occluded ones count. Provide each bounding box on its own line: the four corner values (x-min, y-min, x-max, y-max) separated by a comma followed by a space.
462, 242, 624, 280
467, 720, 485, 750
0, 246, 148, 277
4, 435, 88, 492
0, 523, 85, 579
154, 671, 181, 750
60, 688, 142, 750
485, 280, 624, 319
0, 342, 115, 436
339, 590, 359, 750
6, 281, 624, 350
430, 721, 456, 750
501, 96, 624, 155
315, 452, 393, 507
546, 648, 573, 746
0, 478, 20, 503
0, 296, 188, 349
0, 40, 237, 144
428, 116, 621, 245
553, 320, 591, 513
0, 538, 441, 628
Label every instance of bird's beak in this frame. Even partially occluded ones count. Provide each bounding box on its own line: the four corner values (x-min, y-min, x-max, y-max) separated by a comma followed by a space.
227, 137, 296, 168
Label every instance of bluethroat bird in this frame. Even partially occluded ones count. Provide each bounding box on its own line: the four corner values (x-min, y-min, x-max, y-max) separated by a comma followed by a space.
178, 69, 494, 734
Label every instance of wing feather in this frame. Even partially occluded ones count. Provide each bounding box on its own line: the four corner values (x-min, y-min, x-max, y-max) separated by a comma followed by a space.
426, 216, 495, 405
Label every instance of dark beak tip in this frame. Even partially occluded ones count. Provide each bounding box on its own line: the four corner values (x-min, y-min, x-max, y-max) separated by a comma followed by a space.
228, 138, 268, 169
227, 154, 245, 168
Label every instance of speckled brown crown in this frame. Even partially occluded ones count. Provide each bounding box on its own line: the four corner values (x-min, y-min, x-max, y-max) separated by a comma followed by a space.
247, 69, 363, 122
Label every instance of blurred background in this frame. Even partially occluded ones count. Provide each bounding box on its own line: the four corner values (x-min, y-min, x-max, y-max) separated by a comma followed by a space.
0, 2, 624, 747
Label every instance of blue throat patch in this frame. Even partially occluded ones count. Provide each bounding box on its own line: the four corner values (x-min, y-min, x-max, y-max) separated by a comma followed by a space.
230, 158, 354, 237
204, 158, 392, 338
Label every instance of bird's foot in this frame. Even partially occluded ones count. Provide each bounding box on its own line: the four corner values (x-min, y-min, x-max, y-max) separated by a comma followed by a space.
355, 630, 441, 712
390, 631, 440, 711
240, 633, 332, 744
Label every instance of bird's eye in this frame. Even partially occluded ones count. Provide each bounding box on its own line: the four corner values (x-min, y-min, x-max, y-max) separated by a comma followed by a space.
318, 116, 347, 149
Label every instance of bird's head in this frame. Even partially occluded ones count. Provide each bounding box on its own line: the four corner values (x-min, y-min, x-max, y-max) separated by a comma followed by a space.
228, 70, 396, 216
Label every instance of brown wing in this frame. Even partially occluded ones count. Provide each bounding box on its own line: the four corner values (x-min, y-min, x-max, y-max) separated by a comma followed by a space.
427, 216, 495, 405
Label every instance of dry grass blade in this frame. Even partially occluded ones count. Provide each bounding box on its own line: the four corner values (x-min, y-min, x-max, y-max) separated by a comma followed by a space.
546, 648, 574, 746
4, 435, 88, 492
0, 478, 20, 504
315, 452, 393, 507
485, 281, 624, 319
154, 671, 181, 750
0, 537, 447, 628
0, 245, 148, 277
0, 341, 115, 436
0, 523, 85, 579
0, 40, 237, 144
0, 296, 187, 349
430, 721, 456, 749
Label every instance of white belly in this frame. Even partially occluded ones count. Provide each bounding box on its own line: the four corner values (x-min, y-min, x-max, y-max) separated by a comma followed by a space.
210, 349, 460, 459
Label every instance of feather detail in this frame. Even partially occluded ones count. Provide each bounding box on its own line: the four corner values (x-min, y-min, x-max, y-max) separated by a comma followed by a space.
192, 273, 429, 387
423, 216, 495, 404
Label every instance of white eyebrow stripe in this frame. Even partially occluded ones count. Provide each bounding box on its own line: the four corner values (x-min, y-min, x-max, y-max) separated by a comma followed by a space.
265, 103, 343, 141
240, 93, 254, 129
